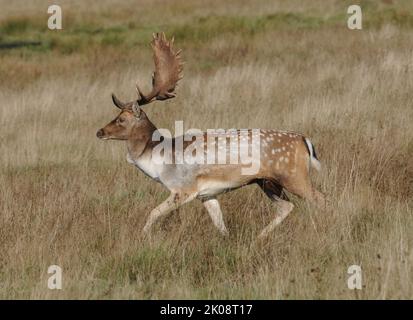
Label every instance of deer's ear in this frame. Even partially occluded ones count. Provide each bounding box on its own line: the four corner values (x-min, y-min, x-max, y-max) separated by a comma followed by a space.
111, 93, 126, 109
131, 101, 142, 118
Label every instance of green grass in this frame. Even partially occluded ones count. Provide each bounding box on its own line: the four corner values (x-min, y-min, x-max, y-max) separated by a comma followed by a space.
1, 5, 413, 56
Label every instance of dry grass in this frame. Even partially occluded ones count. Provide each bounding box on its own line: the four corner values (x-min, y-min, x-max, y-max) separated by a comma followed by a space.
0, 0, 412, 299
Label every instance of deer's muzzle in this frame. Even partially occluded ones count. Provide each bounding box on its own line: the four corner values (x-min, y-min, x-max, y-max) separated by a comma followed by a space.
96, 129, 105, 139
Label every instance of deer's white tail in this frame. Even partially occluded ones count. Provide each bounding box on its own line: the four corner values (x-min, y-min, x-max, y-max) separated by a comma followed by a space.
304, 138, 321, 172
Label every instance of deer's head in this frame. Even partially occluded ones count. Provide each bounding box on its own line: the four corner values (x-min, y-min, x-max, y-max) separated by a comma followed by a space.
96, 32, 183, 141
96, 96, 152, 141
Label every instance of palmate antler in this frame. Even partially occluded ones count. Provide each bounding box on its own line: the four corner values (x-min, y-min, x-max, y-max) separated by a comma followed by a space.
111, 32, 183, 110
136, 32, 184, 105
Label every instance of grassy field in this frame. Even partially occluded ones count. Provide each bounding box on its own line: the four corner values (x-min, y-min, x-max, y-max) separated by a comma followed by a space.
0, 0, 412, 299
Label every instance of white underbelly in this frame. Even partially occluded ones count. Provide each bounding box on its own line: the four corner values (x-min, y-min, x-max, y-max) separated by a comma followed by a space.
197, 179, 243, 197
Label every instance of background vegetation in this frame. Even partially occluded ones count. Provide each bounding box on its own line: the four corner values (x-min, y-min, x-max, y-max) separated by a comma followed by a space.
0, 0, 412, 299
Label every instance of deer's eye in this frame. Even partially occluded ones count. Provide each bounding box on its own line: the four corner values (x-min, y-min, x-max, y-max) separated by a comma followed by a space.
117, 118, 125, 124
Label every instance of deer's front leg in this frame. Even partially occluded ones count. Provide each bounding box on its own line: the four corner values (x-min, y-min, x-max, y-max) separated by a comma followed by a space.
202, 198, 228, 236
143, 192, 196, 234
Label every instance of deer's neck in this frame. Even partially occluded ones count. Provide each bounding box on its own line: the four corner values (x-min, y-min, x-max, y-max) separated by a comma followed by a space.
126, 119, 164, 181
126, 120, 158, 160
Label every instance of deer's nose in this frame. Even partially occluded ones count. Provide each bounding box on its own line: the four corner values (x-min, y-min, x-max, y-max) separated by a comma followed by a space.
96, 129, 104, 139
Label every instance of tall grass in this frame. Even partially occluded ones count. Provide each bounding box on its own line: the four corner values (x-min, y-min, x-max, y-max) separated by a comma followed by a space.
0, 0, 412, 299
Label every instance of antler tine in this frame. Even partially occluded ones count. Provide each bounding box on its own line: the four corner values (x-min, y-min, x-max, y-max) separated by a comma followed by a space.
111, 93, 126, 109
135, 83, 143, 99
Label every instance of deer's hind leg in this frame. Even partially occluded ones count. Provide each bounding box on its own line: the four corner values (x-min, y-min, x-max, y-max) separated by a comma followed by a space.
257, 179, 294, 238
282, 172, 325, 208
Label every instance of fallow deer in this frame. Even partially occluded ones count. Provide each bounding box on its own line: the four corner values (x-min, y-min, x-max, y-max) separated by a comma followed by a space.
97, 33, 324, 238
